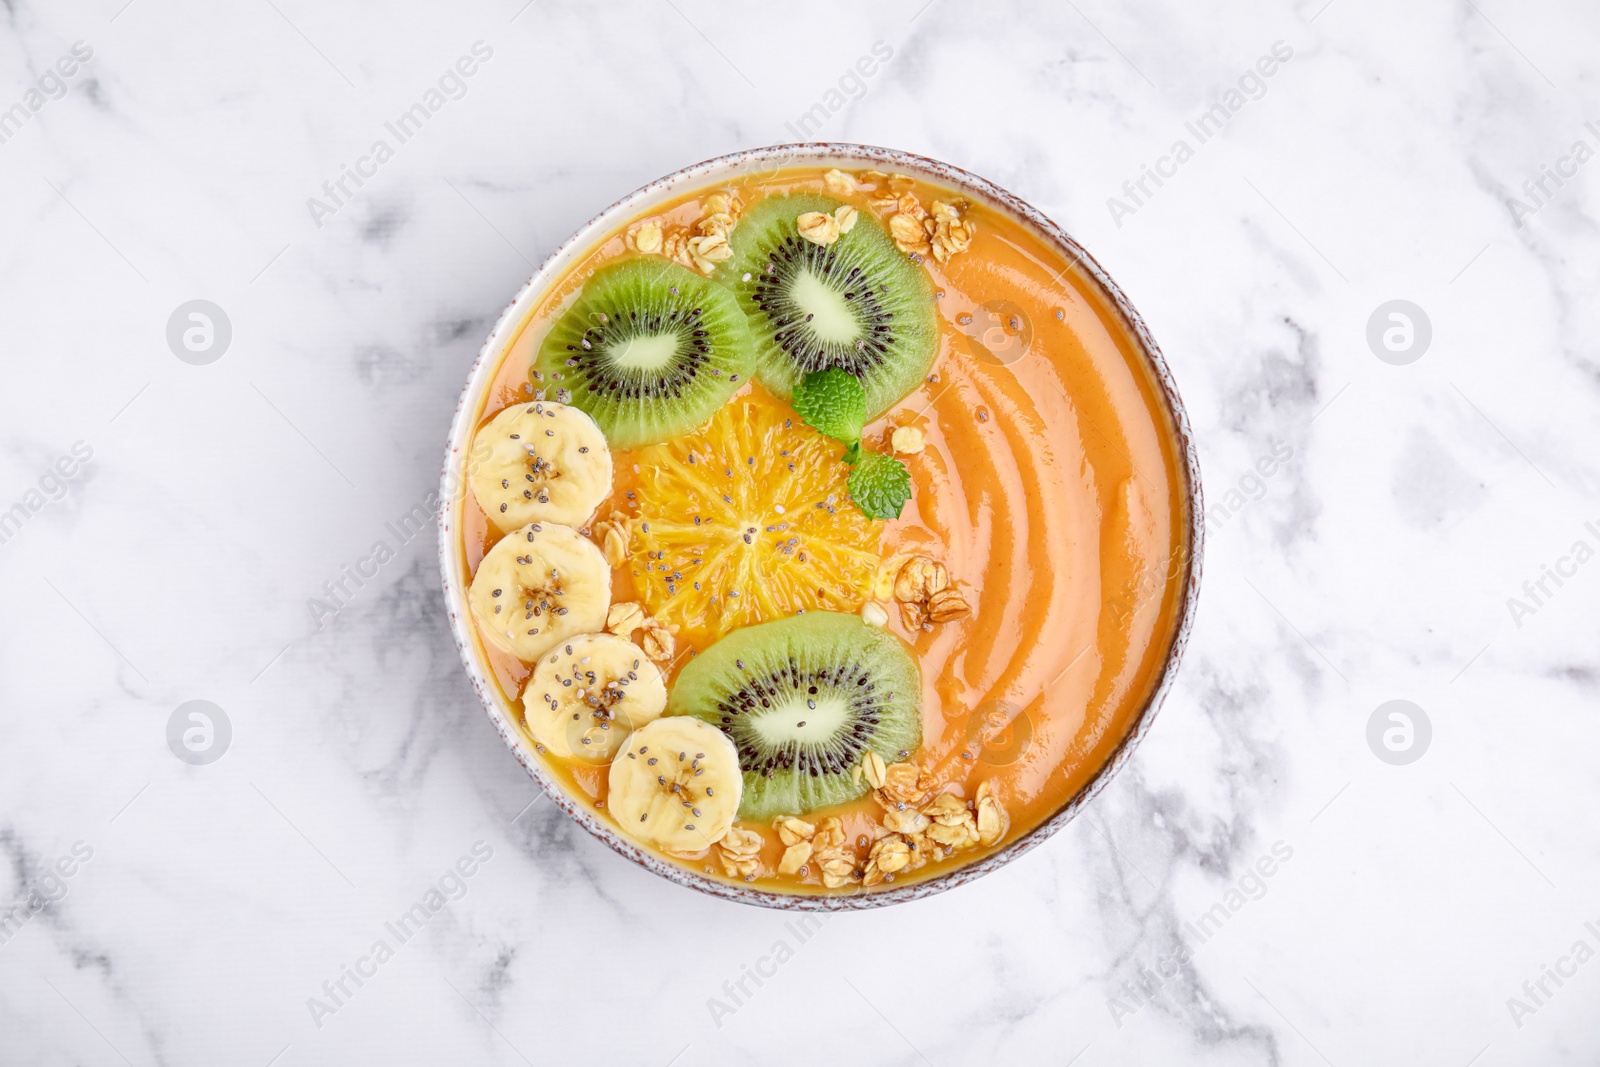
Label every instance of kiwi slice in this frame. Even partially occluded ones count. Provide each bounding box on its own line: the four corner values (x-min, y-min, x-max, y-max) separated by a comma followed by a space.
667, 611, 922, 821
533, 258, 755, 448
719, 193, 938, 419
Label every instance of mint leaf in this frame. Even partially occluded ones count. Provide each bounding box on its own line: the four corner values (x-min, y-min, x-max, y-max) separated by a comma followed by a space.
792, 368, 866, 446
794, 370, 910, 519
847, 451, 913, 520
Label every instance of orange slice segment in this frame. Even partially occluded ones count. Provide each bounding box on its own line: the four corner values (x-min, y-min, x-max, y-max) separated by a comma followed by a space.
629, 388, 882, 647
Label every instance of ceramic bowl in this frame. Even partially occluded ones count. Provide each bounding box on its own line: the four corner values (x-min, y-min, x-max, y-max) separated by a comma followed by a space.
438, 143, 1204, 910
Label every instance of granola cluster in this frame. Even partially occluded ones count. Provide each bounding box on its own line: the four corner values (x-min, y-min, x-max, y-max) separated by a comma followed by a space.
796, 204, 859, 247
713, 761, 1010, 890
716, 825, 763, 881
638, 617, 675, 663
859, 763, 1008, 887
811, 817, 856, 889
604, 600, 644, 637
890, 425, 926, 455
763, 814, 856, 888
923, 200, 977, 263
774, 816, 815, 876
823, 168, 857, 197
892, 555, 971, 630
625, 191, 742, 276
602, 600, 674, 663
592, 511, 630, 567
842, 170, 975, 263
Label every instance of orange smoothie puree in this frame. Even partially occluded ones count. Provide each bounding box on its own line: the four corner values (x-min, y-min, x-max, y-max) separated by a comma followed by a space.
453, 166, 1191, 893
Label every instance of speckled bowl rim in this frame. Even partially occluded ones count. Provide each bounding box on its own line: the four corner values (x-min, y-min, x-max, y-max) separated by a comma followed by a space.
439, 143, 1204, 911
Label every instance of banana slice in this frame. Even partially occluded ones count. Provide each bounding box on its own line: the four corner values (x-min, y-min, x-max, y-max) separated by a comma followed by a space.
469, 522, 611, 662
469, 401, 612, 529
524, 633, 667, 763
608, 717, 742, 854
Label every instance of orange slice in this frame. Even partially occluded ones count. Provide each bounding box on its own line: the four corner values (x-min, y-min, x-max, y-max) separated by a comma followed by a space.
628, 388, 882, 648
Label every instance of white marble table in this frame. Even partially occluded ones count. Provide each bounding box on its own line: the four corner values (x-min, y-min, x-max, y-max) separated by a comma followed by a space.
2, 0, 1597, 1063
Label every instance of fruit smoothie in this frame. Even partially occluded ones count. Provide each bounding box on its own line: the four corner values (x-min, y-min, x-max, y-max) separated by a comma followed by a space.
453, 165, 1190, 895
